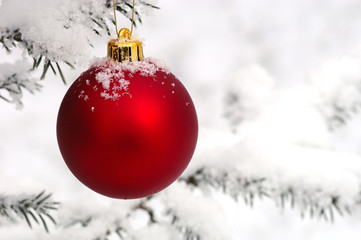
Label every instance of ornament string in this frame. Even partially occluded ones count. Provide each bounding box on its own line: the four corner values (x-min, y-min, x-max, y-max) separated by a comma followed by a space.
112, 0, 136, 38
130, 0, 135, 37
112, 0, 119, 37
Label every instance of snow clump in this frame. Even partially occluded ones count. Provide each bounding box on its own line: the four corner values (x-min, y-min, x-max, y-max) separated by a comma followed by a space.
90, 57, 170, 101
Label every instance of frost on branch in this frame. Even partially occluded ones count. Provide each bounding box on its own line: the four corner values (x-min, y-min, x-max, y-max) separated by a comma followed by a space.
0, 61, 40, 109
0, 0, 158, 106
0, 191, 59, 232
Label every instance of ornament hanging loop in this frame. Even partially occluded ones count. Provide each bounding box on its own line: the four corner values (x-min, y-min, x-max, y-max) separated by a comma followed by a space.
130, 0, 135, 37
119, 28, 131, 40
113, 0, 119, 37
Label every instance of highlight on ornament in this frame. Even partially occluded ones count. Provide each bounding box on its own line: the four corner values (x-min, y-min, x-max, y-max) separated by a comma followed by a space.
56, 1, 198, 199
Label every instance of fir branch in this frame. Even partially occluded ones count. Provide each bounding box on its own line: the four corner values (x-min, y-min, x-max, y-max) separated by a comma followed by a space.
166, 212, 201, 240
139, 1, 160, 10
0, 191, 59, 232
0, 63, 42, 108
133, 196, 157, 224
180, 168, 355, 222
0, 0, 158, 100
324, 102, 361, 131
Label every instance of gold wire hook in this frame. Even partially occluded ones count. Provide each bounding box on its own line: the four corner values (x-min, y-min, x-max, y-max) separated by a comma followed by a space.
130, 0, 135, 37
113, 0, 136, 38
112, 0, 119, 37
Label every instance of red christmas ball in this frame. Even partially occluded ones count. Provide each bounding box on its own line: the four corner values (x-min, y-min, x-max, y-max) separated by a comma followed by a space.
57, 58, 198, 199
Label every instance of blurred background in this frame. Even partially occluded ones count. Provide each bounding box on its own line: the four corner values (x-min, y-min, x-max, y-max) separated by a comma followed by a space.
2, 0, 361, 239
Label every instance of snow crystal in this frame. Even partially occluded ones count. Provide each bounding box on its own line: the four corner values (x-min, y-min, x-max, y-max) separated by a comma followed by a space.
78, 90, 89, 102
95, 72, 112, 90
100, 91, 121, 101
78, 90, 85, 99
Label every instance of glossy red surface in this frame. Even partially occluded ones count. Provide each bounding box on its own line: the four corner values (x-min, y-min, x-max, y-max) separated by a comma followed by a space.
57, 66, 198, 199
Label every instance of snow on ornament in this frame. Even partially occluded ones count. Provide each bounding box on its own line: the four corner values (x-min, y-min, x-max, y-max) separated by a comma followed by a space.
56, 27, 198, 199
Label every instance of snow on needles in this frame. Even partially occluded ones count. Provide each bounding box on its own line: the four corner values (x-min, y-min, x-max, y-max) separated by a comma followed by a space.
0, 0, 157, 65
0, 61, 39, 109
0, 0, 98, 64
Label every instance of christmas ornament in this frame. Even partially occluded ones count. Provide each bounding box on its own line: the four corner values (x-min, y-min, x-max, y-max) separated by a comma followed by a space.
56, 1, 198, 199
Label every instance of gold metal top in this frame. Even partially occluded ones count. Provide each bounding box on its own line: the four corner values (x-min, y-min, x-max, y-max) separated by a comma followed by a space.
107, 28, 144, 63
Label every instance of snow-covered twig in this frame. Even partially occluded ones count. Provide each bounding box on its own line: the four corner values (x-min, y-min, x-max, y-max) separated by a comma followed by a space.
0, 191, 59, 232
0, 61, 41, 109
0, 0, 158, 106
310, 53, 361, 130
181, 167, 354, 222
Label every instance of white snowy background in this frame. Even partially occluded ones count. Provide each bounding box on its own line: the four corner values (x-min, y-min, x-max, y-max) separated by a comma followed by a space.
2, 0, 361, 239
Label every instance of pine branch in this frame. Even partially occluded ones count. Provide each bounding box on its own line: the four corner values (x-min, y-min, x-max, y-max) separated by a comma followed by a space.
0, 62, 42, 108
91, 197, 157, 240
132, 196, 157, 224
58, 195, 200, 240
0, 191, 60, 232
180, 167, 355, 222
139, 1, 160, 10
49, 166, 355, 239
0, 0, 156, 63
166, 211, 201, 240
323, 102, 361, 131
0, 0, 159, 106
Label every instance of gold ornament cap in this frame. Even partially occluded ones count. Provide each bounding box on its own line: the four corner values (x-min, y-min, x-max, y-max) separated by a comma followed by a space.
107, 28, 144, 63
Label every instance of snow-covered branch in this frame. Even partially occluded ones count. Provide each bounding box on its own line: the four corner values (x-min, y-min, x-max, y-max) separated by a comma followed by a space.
182, 165, 353, 222
0, 0, 158, 107
310, 49, 361, 130
43, 192, 221, 240
0, 0, 157, 62
0, 191, 59, 232
0, 61, 41, 109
